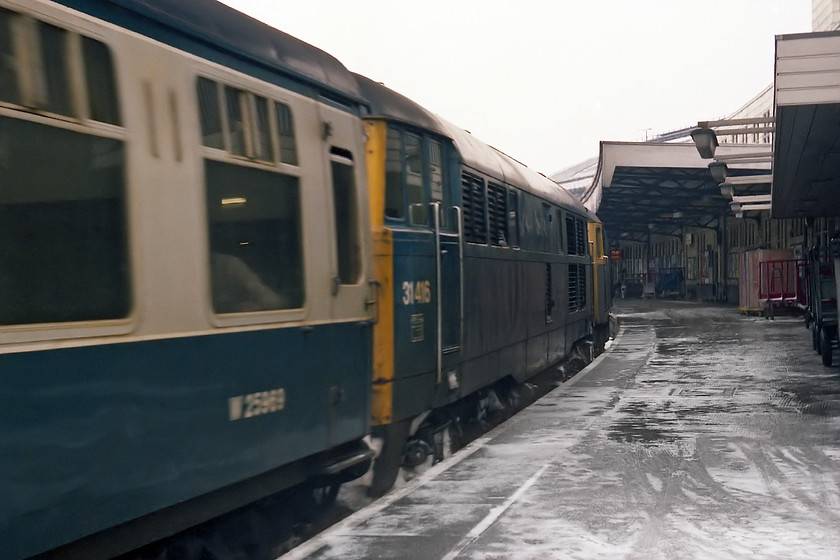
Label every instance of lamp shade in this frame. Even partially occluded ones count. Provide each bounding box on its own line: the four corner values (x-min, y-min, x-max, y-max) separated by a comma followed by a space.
691, 128, 718, 159
709, 161, 728, 183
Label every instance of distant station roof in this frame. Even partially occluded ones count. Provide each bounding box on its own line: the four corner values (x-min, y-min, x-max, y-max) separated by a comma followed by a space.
551, 157, 599, 201
773, 30, 840, 218
580, 142, 770, 242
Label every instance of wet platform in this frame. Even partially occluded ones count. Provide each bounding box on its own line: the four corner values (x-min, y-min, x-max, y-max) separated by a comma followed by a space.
283, 299, 840, 560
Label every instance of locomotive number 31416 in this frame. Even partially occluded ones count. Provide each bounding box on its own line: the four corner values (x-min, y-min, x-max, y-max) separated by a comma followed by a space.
401, 280, 431, 305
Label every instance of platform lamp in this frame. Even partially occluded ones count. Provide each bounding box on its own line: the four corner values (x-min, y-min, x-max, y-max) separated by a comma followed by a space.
708, 161, 728, 183
719, 183, 734, 198
691, 128, 718, 159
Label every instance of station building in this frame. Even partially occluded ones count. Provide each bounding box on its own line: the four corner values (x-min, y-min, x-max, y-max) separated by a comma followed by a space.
555, 0, 840, 313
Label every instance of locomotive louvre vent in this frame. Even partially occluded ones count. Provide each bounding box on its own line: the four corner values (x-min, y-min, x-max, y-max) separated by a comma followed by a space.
461, 172, 487, 244
576, 219, 586, 255
487, 183, 508, 247
565, 216, 586, 255
568, 264, 586, 311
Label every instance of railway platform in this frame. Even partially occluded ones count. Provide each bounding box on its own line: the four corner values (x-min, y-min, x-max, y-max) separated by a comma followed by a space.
283, 299, 840, 560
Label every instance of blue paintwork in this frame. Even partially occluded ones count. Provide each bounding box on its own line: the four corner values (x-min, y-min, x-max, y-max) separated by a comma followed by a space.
0, 322, 371, 559
390, 228, 437, 380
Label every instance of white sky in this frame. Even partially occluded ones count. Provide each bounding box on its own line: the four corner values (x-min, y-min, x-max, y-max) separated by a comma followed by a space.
220, 0, 811, 175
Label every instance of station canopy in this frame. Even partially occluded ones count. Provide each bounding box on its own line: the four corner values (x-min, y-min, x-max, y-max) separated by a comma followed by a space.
576, 141, 771, 243
773, 30, 840, 218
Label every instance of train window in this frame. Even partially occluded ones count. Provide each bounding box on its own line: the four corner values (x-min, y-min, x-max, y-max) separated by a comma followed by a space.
0, 118, 129, 325
37, 22, 74, 117
205, 160, 303, 313
385, 127, 404, 219
197, 77, 224, 148
384, 126, 429, 225
0, 9, 21, 104
488, 183, 508, 247
595, 226, 604, 257
0, 11, 120, 124
429, 140, 443, 201
198, 78, 298, 166
252, 95, 272, 161
405, 132, 427, 225
82, 36, 120, 125
461, 172, 487, 244
331, 148, 361, 285
224, 86, 247, 156
507, 189, 520, 248
274, 102, 298, 165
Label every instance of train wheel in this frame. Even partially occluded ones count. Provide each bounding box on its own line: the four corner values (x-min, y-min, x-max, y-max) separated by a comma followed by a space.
812, 323, 819, 352
820, 328, 833, 367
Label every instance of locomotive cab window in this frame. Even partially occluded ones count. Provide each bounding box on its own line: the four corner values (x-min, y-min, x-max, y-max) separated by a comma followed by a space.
405, 132, 426, 225
595, 225, 604, 258
385, 125, 437, 226
0, 10, 129, 326
428, 138, 455, 231
385, 127, 404, 219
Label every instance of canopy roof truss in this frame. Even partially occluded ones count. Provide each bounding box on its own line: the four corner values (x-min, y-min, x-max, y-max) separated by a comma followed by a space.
583, 142, 771, 243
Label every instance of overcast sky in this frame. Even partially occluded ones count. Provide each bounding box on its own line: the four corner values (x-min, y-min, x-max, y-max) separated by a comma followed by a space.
221, 0, 811, 175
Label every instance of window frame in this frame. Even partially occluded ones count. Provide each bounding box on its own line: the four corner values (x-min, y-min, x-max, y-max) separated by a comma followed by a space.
196, 76, 308, 326
0, 10, 132, 342
0, 9, 122, 126
330, 148, 362, 286
197, 76, 299, 169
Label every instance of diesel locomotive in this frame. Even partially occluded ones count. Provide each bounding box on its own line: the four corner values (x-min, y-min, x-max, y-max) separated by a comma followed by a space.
0, 0, 610, 558
356, 75, 611, 495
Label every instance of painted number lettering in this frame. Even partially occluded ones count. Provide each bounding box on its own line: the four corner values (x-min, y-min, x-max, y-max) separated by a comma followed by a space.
401, 280, 431, 305
229, 388, 286, 421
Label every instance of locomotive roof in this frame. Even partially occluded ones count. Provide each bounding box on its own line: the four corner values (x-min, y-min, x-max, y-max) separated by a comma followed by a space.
439, 120, 594, 217
57, 0, 364, 105
354, 74, 593, 218
354, 74, 452, 138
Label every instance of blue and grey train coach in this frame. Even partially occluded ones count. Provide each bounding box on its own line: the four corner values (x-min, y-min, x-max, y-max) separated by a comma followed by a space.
0, 0, 375, 558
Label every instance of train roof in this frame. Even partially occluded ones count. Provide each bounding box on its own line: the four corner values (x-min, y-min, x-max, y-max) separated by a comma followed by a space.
354, 74, 451, 138
56, 0, 364, 106
438, 120, 594, 217
354, 74, 592, 217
